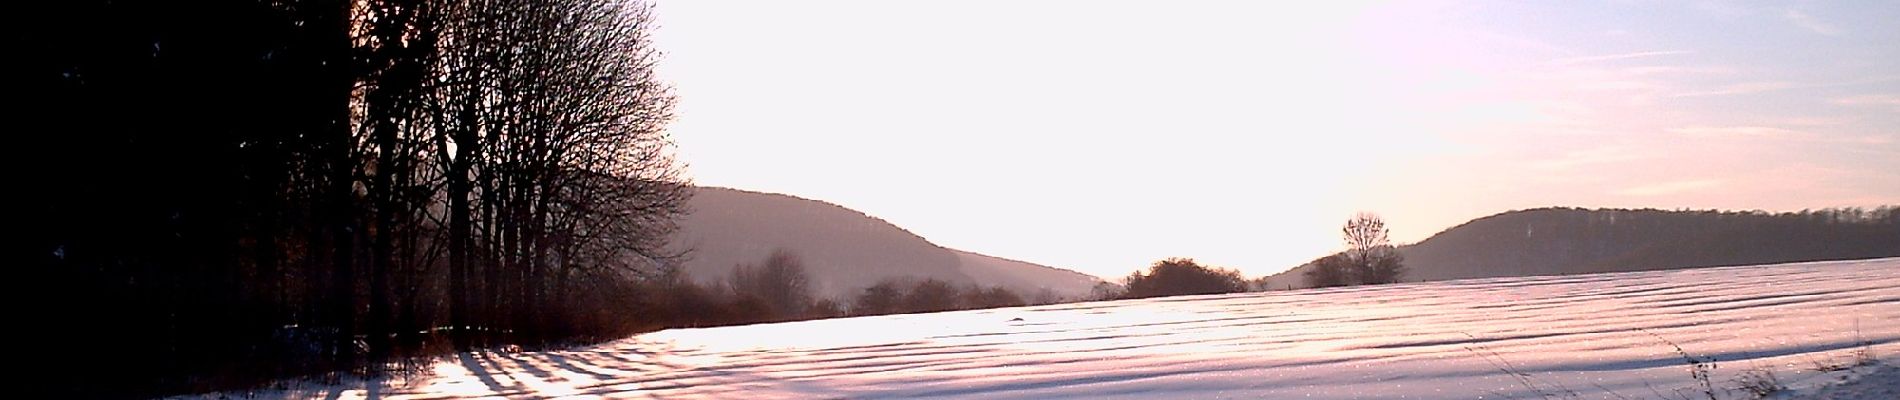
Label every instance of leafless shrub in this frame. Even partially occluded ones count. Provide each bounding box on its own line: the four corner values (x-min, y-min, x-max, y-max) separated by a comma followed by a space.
1731, 365, 1783, 399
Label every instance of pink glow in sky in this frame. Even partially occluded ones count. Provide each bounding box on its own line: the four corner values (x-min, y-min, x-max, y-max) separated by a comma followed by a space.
649, 1, 1900, 278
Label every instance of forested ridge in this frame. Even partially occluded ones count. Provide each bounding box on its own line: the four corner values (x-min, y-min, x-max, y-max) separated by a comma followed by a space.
1258, 207, 1900, 289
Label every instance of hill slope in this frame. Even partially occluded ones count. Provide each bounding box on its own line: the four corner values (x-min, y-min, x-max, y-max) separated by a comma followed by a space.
952, 250, 1103, 301
1260, 207, 1899, 289
672, 187, 1100, 299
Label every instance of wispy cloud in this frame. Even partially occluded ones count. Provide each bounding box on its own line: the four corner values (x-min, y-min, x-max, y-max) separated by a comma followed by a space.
1620, 65, 1732, 76
1615, 179, 1725, 196
1668, 125, 1808, 140
1574, 80, 1661, 92
1671, 81, 1796, 97
1856, 135, 1896, 146
1667, 125, 1890, 145
1550, 50, 1692, 65
1671, 78, 1900, 99
1833, 94, 1900, 111
1766, 116, 1850, 127
1531, 146, 1645, 171
1784, 9, 1845, 36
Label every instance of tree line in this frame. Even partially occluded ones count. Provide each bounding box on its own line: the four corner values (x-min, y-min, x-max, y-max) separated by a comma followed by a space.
26, 0, 683, 397
637, 249, 1052, 328
1083, 214, 1408, 301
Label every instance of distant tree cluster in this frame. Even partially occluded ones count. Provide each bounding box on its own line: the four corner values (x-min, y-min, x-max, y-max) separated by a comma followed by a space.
1306, 213, 1408, 288
1726, 206, 1898, 224
1091, 281, 1129, 301
26, 0, 682, 396
1117, 258, 1248, 299
728, 250, 816, 319
634, 249, 1042, 328
852, 278, 1032, 316
635, 251, 833, 327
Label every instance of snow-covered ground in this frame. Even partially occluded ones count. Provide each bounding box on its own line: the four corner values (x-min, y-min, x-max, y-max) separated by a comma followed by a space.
200, 258, 1898, 399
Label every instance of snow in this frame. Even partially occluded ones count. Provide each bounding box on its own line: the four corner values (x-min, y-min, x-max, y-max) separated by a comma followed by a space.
1785, 364, 1900, 400
190, 258, 1900, 399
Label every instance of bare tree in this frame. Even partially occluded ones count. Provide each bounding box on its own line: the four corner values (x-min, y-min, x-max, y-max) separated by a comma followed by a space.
963, 286, 1028, 309
1089, 281, 1126, 301
903, 279, 964, 313
1303, 253, 1352, 288
425, 0, 689, 345
1357, 248, 1406, 285
854, 280, 907, 316
31, 0, 689, 392
1344, 212, 1390, 260
728, 249, 815, 319
1341, 213, 1406, 285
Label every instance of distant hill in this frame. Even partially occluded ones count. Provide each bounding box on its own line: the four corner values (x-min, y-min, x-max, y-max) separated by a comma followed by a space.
1258, 207, 1900, 289
672, 187, 1101, 300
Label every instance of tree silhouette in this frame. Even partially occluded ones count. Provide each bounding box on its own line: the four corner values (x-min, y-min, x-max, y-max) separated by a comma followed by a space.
964, 286, 1028, 309
1343, 213, 1407, 285
1355, 247, 1407, 285
1121, 258, 1247, 299
806, 298, 849, 319
904, 278, 964, 313
1303, 253, 1352, 288
854, 280, 907, 316
1090, 281, 1127, 301
841, 278, 1033, 316
729, 249, 815, 319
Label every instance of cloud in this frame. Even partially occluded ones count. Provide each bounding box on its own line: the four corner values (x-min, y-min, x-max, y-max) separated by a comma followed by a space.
1784, 9, 1844, 36
1833, 94, 1900, 111
1667, 125, 1889, 145
1667, 125, 1808, 140
1574, 80, 1661, 92
1672, 79, 1898, 99
1615, 179, 1725, 196
1531, 146, 1645, 171
1671, 81, 1796, 97
1549, 50, 1692, 65
1766, 116, 1850, 127
1855, 135, 1896, 146
1621, 65, 1732, 76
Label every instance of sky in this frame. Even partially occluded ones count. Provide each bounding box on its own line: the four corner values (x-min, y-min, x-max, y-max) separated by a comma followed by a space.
648, 0, 1900, 279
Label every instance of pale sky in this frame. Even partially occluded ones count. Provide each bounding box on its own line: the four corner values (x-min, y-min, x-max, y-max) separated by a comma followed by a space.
649, 1, 1900, 279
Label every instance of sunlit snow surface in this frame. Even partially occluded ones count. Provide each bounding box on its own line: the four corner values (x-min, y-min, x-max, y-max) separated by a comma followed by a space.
230, 258, 1898, 399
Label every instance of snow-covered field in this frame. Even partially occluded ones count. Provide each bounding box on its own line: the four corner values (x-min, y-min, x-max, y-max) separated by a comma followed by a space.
209, 258, 1898, 399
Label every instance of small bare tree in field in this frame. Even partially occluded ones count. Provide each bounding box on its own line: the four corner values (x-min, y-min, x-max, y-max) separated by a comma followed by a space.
1309, 213, 1407, 288
1344, 212, 1407, 285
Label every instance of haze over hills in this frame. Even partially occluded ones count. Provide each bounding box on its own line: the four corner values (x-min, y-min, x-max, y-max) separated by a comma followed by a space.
672, 187, 1100, 300
1257, 207, 1900, 289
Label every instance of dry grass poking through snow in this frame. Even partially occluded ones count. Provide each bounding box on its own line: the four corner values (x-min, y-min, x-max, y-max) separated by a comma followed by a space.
1466, 327, 1891, 400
